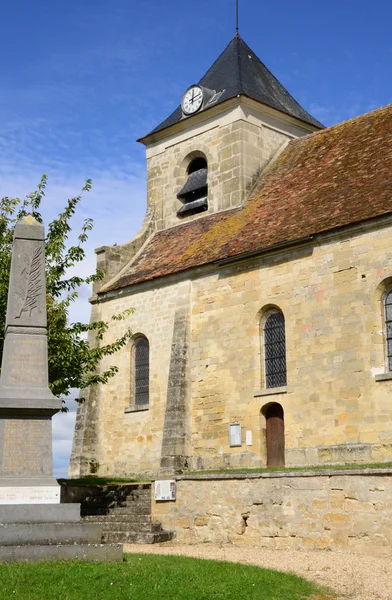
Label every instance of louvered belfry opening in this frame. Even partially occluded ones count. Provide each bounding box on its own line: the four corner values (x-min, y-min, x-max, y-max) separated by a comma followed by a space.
264, 312, 287, 388
177, 157, 208, 217
385, 290, 392, 371
134, 337, 149, 406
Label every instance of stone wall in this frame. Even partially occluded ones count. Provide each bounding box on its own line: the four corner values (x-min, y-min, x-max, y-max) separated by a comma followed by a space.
71, 216, 392, 478
144, 99, 306, 231
152, 470, 392, 556
70, 281, 181, 479
186, 220, 392, 471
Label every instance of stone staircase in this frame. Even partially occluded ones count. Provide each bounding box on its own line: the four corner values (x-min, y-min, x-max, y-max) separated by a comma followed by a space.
69, 483, 173, 544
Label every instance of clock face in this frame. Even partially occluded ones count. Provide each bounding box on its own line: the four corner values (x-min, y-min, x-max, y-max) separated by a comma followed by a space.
182, 86, 203, 115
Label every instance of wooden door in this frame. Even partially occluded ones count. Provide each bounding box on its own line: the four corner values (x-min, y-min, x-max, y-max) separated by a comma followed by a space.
266, 403, 285, 467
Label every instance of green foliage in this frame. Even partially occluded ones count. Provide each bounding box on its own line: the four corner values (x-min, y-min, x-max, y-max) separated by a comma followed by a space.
0, 175, 133, 406
0, 554, 332, 600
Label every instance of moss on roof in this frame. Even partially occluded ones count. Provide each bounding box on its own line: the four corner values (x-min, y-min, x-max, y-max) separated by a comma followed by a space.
103, 104, 392, 293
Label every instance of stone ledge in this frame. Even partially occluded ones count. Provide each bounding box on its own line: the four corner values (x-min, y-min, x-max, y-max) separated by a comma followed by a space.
375, 372, 392, 382
254, 386, 288, 397
177, 467, 392, 481
124, 405, 149, 413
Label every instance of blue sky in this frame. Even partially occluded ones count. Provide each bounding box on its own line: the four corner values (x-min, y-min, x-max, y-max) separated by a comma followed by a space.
1, 0, 391, 477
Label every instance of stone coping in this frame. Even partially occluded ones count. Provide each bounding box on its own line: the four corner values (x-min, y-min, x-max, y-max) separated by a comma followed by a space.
176, 467, 392, 480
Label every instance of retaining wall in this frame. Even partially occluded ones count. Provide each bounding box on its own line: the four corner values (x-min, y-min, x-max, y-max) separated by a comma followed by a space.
152, 469, 392, 555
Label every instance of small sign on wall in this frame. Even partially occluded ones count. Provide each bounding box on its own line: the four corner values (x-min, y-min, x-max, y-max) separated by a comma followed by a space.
229, 423, 242, 447
246, 430, 253, 446
154, 480, 176, 501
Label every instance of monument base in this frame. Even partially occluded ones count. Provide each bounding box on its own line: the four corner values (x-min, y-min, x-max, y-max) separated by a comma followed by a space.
0, 503, 123, 563
0, 543, 123, 563
0, 476, 60, 504
0, 486, 60, 504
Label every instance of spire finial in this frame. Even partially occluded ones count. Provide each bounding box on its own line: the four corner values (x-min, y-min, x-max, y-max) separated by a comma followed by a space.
236, 0, 239, 35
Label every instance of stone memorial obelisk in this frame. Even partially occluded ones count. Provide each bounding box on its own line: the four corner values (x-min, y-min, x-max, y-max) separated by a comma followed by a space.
0, 216, 122, 561
0, 215, 61, 504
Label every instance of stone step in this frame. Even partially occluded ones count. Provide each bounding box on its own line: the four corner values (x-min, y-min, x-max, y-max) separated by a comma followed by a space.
83, 492, 151, 502
81, 506, 150, 516
112, 506, 152, 516
100, 521, 152, 533
82, 507, 151, 518
90, 490, 151, 500
82, 514, 151, 524
0, 543, 123, 563
0, 522, 102, 546
82, 498, 151, 509
82, 509, 151, 520
82, 516, 151, 527
123, 499, 151, 507
80, 493, 150, 503
102, 531, 173, 544
0, 504, 81, 524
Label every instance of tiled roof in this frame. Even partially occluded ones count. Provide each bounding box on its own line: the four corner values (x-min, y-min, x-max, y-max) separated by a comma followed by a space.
103, 104, 392, 293
143, 35, 323, 138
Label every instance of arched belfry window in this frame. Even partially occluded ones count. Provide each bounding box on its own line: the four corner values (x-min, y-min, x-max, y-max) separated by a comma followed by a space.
133, 337, 150, 406
264, 311, 287, 388
385, 289, 392, 371
177, 157, 208, 217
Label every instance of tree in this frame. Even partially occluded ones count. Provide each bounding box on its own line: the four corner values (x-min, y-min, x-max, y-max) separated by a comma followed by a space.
0, 175, 132, 407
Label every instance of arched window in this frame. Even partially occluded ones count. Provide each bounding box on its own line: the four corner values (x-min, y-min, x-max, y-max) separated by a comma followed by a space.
177, 156, 208, 217
385, 289, 392, 371
264, 311, 287, 388
134, 337, 150, 406
265, 403, 285, 467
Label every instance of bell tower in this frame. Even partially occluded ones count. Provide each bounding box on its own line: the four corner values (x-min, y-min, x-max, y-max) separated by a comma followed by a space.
138, 35, 323, 232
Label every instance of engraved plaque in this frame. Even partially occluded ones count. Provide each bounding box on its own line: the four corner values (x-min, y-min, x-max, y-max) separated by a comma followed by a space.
2, 335, 47, 388
0, 418, 52, 476
6, 231, 47, 329
0, 486, 60, 504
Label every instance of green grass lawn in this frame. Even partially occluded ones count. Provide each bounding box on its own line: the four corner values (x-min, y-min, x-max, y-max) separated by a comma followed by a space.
0, 553, 333, 600
188, 461, 392, 475
58, 462, 392, 486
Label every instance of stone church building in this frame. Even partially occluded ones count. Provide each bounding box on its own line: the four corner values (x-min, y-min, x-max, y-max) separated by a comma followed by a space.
70, 35, 392, 480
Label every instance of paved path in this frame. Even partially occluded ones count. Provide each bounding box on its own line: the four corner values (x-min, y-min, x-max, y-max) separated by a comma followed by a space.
124, 542, 392, 599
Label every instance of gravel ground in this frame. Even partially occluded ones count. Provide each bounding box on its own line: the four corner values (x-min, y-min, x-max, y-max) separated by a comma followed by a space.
124, 542, 392, 599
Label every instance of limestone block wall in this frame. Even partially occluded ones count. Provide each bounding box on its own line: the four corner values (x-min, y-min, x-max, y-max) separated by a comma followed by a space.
70, 281, 181, 479
152, 471, 392, 555
145, 101, 298, 231
71, 216, 392, 479
187, 221, 392, 471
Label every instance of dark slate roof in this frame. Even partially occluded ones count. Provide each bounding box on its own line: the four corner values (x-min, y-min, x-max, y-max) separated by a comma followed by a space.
142, 35, 323, 139
103, 104, 392, 292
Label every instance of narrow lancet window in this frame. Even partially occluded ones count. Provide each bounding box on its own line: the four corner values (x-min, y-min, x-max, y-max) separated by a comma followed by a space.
134, 337, 150, 406
264, 312, 287, 388
385, 290, 392, 371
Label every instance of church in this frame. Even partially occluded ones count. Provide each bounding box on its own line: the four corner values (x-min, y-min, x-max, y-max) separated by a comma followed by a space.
70, 34, 392, 480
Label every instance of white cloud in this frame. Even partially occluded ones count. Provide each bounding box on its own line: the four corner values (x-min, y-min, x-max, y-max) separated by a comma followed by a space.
52, 399, 77, 478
